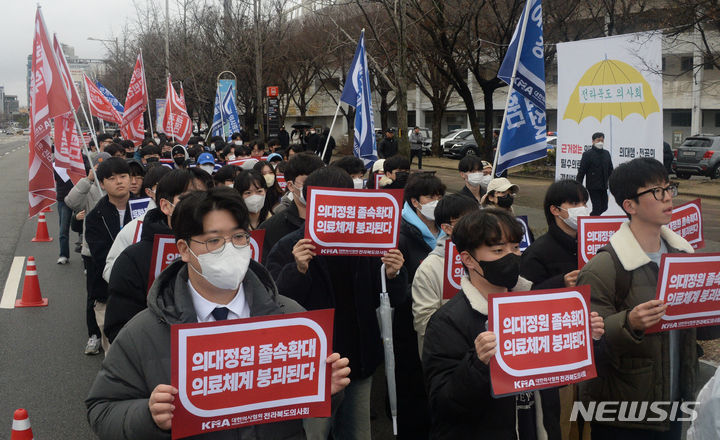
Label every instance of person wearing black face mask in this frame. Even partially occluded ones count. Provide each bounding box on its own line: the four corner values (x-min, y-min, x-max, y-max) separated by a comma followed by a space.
423, 208, 598, 440
481, 177, 519, 211
171, 144, 189, 169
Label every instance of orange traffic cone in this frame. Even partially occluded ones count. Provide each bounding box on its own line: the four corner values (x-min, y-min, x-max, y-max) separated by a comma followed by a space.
10, 408, 34, 440
15, 257, 48, 307
31, 213, 53, 242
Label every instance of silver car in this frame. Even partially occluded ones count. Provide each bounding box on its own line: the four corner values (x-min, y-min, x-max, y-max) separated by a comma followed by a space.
672, 136, 720, 179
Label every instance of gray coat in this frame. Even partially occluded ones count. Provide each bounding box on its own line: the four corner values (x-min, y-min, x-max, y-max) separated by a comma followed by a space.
86, 259, 307, 439
64, 176, 104, 257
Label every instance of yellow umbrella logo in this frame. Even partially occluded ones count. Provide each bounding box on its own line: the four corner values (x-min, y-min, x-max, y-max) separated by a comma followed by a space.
563, 59, 660, 123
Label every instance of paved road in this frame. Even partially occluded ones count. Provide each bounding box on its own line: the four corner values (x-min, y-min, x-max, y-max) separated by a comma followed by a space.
0, 137, 101, 439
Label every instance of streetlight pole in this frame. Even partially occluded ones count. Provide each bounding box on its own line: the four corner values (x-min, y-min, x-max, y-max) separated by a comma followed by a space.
165, 0, 170, 77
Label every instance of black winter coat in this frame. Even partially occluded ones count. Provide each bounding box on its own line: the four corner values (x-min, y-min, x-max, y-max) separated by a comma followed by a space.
423, 290, 561, 440
521, 222, 578, 290
104, 208, 172, 343
258, 202, 304, 264
85, 195, 133, 301
379, 137, 399, 158
576, 146, 613, 190
271, 228, 408, 380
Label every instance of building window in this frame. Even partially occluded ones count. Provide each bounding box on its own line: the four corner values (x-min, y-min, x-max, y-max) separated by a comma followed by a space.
662, 57, 666, 72
681, 56, 693, 72
671, 111, 691, 127
705, 55, 715, 70
714, 112, 720, 127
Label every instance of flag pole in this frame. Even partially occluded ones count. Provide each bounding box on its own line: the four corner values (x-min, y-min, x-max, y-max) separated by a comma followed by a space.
47, 23, 102, 194
81, 75, 103, 154
167, 75, 176, 143
140, 49, 154, 138
320, 100, 342, 161
491, 0, 533, 177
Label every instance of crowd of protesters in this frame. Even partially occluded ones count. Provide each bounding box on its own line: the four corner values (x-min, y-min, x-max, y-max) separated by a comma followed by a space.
48, 126, 719, 440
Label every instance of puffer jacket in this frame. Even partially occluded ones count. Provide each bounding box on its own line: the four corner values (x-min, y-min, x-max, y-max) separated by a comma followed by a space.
577, 221, 720, 431
423, 275, 560, 439
86, 260, 307, 439
64, 176, 104, 257
411, 236, 447, 355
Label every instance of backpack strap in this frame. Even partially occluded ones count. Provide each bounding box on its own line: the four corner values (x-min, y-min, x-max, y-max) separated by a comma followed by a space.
597, 244, 632, 311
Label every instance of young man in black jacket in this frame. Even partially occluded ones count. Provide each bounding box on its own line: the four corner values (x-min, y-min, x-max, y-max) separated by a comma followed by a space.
395, 172, 446, 439
84, 157, 134, 354
576, 132, 613, 215
104, 169, 199, 343
521, 179, 590, 290
270, 167, 407, 440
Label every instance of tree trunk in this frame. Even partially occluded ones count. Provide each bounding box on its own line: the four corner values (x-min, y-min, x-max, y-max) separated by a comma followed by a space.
481, 84, 497, 160
430, 104, 444, 157
396, 0, 410, 157
253, 0, 265, 141
380, 88, 390, 132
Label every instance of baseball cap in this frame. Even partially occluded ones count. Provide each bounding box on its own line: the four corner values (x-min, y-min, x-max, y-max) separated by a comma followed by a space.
197, 152, 215, 165
486, 177, 519, 194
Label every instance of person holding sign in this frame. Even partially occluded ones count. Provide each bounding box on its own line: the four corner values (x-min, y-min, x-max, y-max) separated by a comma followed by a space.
270, 167, 408, 440
577, 158, 716, 439
423, 208, 604, 439
411, 193, 478, 354
104, 169, 204, 344
522, 180, 590, 290
86, 188, 351, 439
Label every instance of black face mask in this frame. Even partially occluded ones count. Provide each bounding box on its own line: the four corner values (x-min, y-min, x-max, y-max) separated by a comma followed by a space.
162, 151, 171, 159
174, 157, 186, 167
496, 194, 514, 208
125, 151, 134, 158
145, 157, 159, 163
471, 252, 520, 289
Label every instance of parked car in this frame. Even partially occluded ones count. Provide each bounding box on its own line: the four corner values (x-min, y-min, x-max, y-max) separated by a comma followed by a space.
22, 128, 30, 135
440, 129, 472, 148
443, 138, 480, 159
672, 135, 720, 179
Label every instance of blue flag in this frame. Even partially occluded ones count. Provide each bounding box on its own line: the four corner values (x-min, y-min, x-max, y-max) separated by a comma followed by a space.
495, 0, 546, 176
95, 80, 125, 114
340, 30, 377, 167
210, 87, 223, 138
221, 84, 242, 138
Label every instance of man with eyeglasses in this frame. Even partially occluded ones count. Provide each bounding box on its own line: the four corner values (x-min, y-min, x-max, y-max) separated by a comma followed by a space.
577, 158, 719, 439
87, 187, 351, 438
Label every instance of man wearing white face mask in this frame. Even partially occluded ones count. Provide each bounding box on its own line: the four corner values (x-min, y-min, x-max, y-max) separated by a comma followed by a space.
577, 132, 613, 215
457, 156, 488, 204
396, 172, 446, 438
86, 188, 352, 438
522, 180, 590, 293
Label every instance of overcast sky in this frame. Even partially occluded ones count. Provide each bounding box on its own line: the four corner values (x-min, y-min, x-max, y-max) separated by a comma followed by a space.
0, 1, 160, 107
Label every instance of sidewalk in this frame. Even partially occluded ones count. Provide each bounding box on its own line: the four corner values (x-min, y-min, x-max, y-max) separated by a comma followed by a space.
421, 156, 720, 200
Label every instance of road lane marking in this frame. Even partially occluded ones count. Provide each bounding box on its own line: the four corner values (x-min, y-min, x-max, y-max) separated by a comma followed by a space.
0, 257, 26, 309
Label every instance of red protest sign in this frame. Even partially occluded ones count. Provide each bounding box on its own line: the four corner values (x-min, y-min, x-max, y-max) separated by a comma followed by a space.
249, 229, 265, 262
576, 216, 625, 269
374, 173, 383, 188
276, 174, 287, 190
668, 199, 704, 250
646, 253, 720, 333
488, 286, 596, 396
148, 234, 180, 290
442, 241, 463, 300
171, 309, 334, 439
304, 187, 403, 256
227, 158, 258, 168
132, 220, 143, 244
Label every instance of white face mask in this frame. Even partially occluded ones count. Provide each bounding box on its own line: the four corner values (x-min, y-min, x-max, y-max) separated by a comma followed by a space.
353, 178, 364, 189
560, 205, 591, 230
593, 141, 604, 149
244, 194, 266, 213
227, 154, 236, 161
225, 183, 234, 189
479, 174, 493, 188
188, 243, 251, 290
234, 140, 243, 146
200, 164, 214, 175
292, 183, 306, 206
419, 199, 439, 221
264, 174, 276, 187
209, 143, 216, 151
467, 172, 484, 187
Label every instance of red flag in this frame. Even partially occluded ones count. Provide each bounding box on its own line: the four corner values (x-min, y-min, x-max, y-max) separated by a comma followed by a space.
54, 113, 87, 185
83, 74, 123, 124
122, 114, 145, 147
31, 8, 72, 123
162, 76, 192, 145
122, 53, 147, 126
28, 7, 66, 217
52, 35, 81, 110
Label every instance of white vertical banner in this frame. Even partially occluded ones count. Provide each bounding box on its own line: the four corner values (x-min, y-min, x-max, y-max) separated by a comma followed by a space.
556, 32, 663, 201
